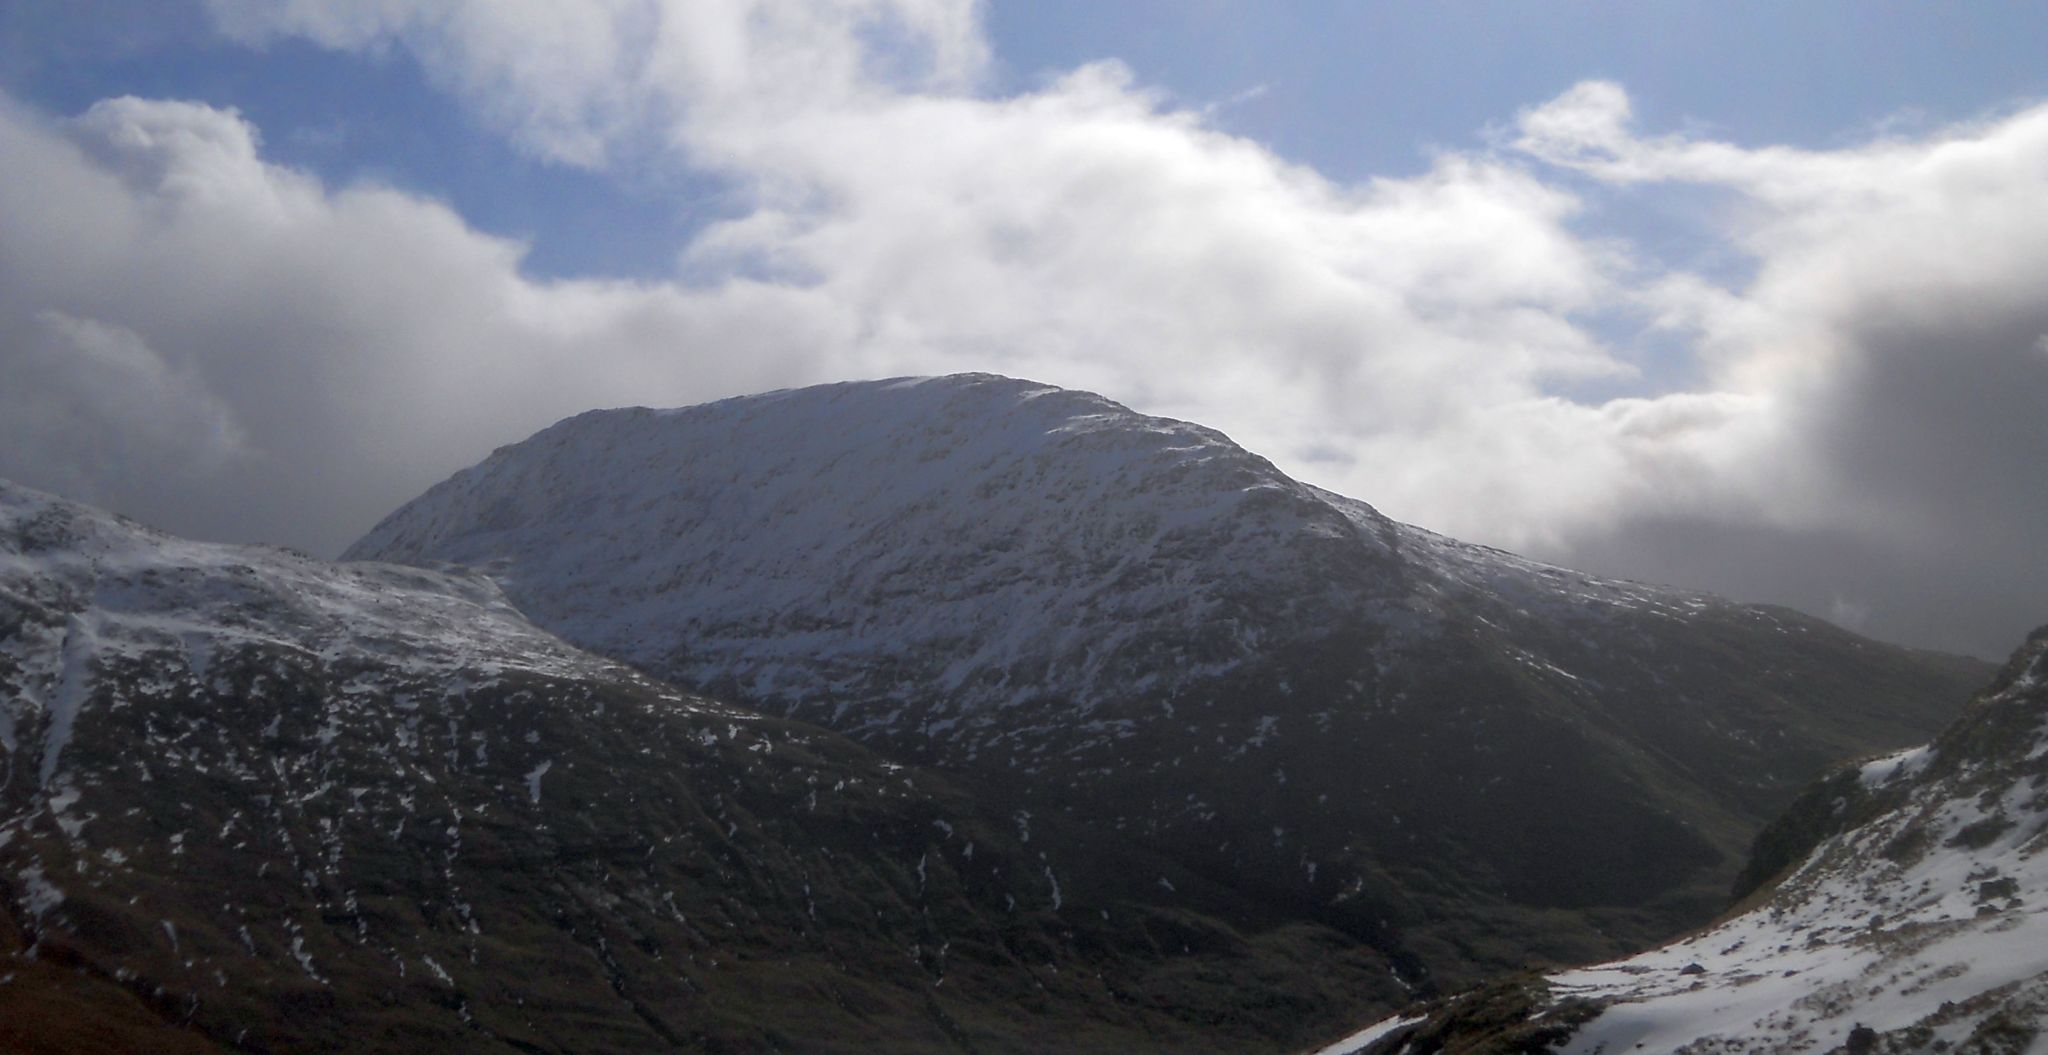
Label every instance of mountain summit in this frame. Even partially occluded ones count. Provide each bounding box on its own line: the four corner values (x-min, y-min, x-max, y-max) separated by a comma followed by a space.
351, 374, 1987, 993
350, 374, 1405, 733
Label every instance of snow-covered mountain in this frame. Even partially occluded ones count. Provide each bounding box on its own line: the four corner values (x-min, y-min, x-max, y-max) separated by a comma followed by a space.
2, 374, 2011, 1052
350, 373, 1407, 733
349, 373, 1988, 992
345, 373, 1763, 748
1333, 626, 2048, 1054
0, 480, 1410, 1053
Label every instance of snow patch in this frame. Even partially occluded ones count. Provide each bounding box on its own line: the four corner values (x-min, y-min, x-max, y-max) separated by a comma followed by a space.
525, 759, 552, 805
1860, 744, 1934, 788
1310, 1014, 1424, 1055
39, 615, 98, 787
18, 863, 63, 919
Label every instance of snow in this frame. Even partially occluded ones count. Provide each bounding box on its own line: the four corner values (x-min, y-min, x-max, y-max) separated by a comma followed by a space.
15, 379, 1211, 736
290, 934, 326, 984
17, 862, 62, 918
1859, 744, 1934, 788
47, 783, 84, 838
1330, 491, 1717, 621
524, 760, 552, 805
1308, 1014, 1425, 1055
347, 376, 1392, 732
345, 374, 1728, 766
39, 614, 98, 787
0, 479, 662, 721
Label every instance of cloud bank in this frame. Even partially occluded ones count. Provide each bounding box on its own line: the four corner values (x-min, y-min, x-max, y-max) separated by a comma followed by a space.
0, 1, 2040, 657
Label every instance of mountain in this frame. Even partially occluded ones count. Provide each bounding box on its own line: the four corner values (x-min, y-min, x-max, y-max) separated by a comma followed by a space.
1332, 625, 2048, 1055
0, 480, 1414, 1054
346, 373, 1989, 993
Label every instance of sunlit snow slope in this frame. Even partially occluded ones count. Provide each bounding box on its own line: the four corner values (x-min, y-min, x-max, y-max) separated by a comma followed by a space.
352, 374, 1408, 732
1337, 627, 2048, 1055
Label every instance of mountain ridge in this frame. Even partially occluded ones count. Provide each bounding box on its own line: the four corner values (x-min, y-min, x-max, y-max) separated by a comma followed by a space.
347, 374, 1411, 731
348, 373, 1989, 995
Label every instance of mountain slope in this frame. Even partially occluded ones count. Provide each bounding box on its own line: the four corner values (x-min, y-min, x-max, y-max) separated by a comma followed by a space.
347, 373, 1988, 990
1334, 625, 2048, 1054
351, 373, 1402, 730
0, 480, 1411, 1054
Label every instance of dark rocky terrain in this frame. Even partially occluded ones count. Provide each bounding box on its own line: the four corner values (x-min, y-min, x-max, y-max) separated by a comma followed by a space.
0, 481, 1413, 1053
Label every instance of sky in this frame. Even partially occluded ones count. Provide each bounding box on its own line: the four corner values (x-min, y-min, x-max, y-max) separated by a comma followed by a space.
0, 1, 2043, 659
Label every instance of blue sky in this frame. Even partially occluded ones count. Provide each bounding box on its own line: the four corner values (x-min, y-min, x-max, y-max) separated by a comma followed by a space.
2, 2, 710, 278
9, 3, 2042, 281
991, 3, 2047, 163
1, 1, 2045, 658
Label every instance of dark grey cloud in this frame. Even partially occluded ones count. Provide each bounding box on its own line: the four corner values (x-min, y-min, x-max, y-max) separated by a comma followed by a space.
1818, 309, 2048, 567
1553, 518, 2037, 661
1549, 303, 2048, 658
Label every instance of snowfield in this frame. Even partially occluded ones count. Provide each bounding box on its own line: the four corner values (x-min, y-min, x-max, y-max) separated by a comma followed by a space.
348, 373, 1735, 750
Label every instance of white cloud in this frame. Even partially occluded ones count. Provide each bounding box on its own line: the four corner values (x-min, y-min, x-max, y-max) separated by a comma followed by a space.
0, 92, 844, 550
0, 310, 247, 506
1516, 82, 2048, 655
0, 7, 2042, 656
196, 3, 1657, 539
205, 0, 991, 167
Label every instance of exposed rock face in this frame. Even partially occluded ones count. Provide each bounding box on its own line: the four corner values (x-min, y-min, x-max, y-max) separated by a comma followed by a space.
349, 374, 1987, 988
